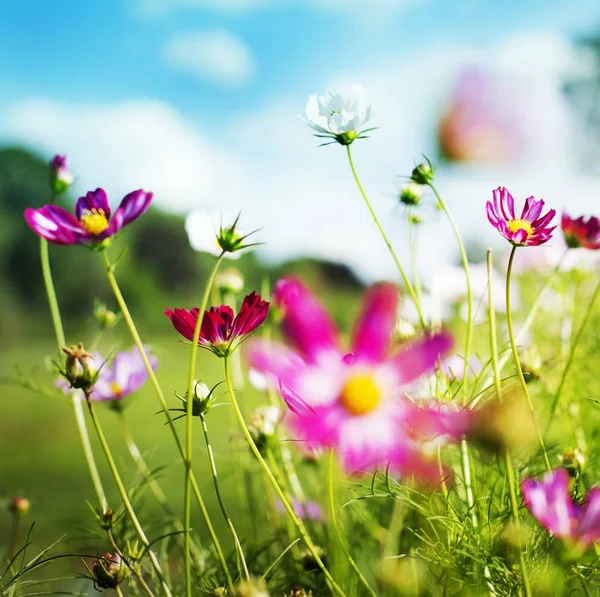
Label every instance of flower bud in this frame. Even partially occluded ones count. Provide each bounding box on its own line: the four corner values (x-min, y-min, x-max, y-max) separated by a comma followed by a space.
175, 380, 218, 418
9, 497, 30, 516
61, 343, 99, 393
410, 160, 435, 185
247, 406, 281, 452
399, 182, 423, 206
124, 540, 144, 562
49, 155, 74, 194
409, 212, 423, 225
93, 300, 120, 328
234, 580, 270, 597
92, 553, 128, 589
559, 448, 585, 478
100, 508, 115, 530
216, 268, 245, 294
521, 345, 542, 382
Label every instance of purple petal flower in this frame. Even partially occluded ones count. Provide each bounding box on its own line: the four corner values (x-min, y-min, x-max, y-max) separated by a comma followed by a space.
24, 188, 152, 247
522, 468, 600, 548
486, 186, 556, 247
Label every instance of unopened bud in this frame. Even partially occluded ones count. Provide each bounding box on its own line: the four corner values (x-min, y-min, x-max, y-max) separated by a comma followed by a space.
94, 300, 119, 328
559, 448, 585, 478
92, 553, 128, 589
234, 579, 270, 597
49, 155, 73, 194
399, 182, 423, 206
9, 497, 30, 516
216, 268, 244, 294
61, 343, 98, 393
410, 160, 435, 185
247, 406, 281, 452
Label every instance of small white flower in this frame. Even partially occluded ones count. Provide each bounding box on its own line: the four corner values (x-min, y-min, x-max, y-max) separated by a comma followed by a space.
248, 405, 281, 438
215, 268, 244, 293
185, 209, 250, 259
299, 84, 374, 145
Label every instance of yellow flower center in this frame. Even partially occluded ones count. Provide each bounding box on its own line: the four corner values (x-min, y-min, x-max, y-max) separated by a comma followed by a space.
110, 381, 122, 397
339, 374, 382, 416
80, 208, 109, 235
507, 219, 534, 238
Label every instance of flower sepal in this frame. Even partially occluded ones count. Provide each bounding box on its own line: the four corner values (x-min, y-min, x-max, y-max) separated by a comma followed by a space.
60, 343, 100, 394
171, 380, 223, 419
410, 158, 436, 185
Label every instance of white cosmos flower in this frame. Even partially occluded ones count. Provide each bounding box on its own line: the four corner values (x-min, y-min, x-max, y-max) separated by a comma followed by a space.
185, 208, 247, 259
300, 84, 374, 145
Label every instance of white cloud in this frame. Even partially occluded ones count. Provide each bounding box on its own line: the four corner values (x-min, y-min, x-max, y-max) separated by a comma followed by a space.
2, 33, 598, 284
163, 30, 255, 86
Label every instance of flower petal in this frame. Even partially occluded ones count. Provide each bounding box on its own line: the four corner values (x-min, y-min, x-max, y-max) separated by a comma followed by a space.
107, 190, 152, 235
75, 188, 111, 220
24, 206, 85, 245
390, 333, 453, 384
351, 283, 398, 363
274, 277, 341, 362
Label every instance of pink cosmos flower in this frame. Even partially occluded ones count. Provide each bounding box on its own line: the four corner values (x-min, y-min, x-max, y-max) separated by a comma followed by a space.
486, 186, 556, 247
439, 68, 530, 164
561, 213, 600, 250
24, 188, 152, 247
248, 277, 469, 480
165, 291, 270, 357
522, 468, 600, 548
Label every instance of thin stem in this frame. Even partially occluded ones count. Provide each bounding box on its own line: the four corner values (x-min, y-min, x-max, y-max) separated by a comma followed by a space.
428, 184, 472, 396
200, 414, 250, 581
107, 530, 156, 597
429, 183, 477, 528
487, 249, 532, 597
346, 146, 426, 330
184, 254, 225, 597
101, 250, 233, 593
223, 357, 345, 597
506, 246, 551, 471
470, 251, 567, 409
547, 277, 600, 430
115, 586, 125, 597
327, 452, 378, 597
407, 216, 422, 301
40, 236, 107, 511
85, 396, 172, 597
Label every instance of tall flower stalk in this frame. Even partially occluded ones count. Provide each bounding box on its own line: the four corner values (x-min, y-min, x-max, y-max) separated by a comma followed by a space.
346, 146, 426, 330
223, 357, 346, 597
547, 277, 600, 429
40, 236, 107, 511
506, 246, 551, 471
487, 250, 532, 597
84, 394, 173, 597
100, 250, 233, 593
183, 252, 225, 597
428, 182, 477, 526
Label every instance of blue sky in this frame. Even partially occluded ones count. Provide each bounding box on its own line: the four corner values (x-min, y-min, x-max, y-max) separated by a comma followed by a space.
1, 0, 600, 282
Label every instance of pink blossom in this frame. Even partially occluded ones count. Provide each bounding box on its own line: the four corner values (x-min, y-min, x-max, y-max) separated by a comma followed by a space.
248, 277, 469, 481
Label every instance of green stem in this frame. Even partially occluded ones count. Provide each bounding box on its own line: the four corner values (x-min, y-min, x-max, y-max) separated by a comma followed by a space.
547, 278, 600, 430
224, 357, 345, 597
470, 251, 567, 409
429, 183, 477, 528
346, 146, 426, 330
408, 216, 422, 301
184, 254, 225, 597
506, 246, 551, 471
40, 237, 107, 511
84, 396, 172, 597
200, 414, 250, 581
487, 250, 532, 597
327, 452, 378, 597
101, 250, 233, 593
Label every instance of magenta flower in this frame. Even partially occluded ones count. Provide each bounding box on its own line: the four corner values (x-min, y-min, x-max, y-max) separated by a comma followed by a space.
165, 291, 270, 357
49, 154, 74, 193
248, 277, 469, 480
24, 188, 152, 247
522, 468, 600, 549
57, 346, 157, 406
486, 187, 556, 247
561, 213, 600, 250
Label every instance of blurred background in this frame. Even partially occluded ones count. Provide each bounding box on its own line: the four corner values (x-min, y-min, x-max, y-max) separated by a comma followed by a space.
1, 0, 600, 585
